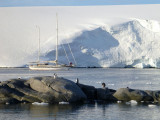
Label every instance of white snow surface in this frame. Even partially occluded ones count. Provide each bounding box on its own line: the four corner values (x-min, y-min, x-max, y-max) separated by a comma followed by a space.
0, 5, 160, 68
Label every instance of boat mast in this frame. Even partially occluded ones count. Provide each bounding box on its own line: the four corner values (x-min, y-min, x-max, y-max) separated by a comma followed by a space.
56, 13, 58, 66
36, 25, 40, 63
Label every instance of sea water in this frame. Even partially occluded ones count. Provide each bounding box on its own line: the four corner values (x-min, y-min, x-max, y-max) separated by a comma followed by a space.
0, 68, 160, 120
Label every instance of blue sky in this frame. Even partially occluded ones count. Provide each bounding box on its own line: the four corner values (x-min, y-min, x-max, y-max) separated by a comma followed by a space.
0, 0, 160, 7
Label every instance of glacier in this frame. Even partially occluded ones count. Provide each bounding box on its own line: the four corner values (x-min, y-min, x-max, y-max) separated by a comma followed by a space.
45, 19, 160, 68
0, 5, 160, 68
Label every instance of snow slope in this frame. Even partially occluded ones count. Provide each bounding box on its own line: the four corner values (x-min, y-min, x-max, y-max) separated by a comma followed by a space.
0, 5, 160, 68
45, 19, 160, 68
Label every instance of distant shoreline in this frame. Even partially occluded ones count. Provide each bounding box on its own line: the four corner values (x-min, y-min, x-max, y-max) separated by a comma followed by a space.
0, 66, 159, 69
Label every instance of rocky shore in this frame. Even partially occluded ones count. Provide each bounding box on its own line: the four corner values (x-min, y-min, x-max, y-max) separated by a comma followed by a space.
0, 76, 160, 104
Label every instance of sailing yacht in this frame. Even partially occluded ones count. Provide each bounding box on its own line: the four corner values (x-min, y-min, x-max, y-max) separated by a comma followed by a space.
29, 14, 76, 70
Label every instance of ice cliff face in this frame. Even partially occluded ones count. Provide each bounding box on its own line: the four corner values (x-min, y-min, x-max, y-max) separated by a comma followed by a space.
1, 5, 160, 68
45, 19, 160, 68
110, 19, 160, 68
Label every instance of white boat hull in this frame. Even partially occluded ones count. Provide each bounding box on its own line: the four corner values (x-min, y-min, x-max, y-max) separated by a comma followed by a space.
29, 65, 70, 71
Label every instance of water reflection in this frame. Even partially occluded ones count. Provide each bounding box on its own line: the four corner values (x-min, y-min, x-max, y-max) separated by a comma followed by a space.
0, 103, 84, 120
0, 102, 160, 120
30, 103, 82, 119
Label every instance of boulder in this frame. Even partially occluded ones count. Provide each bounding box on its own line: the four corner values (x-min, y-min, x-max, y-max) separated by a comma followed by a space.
0, 76, 87, 104
96, 88, 117, 102
0, 79, 54, 103
77, 83, 97, 100
146, 90, 160, 102
113, 88, 154, 102
28, 76, 87, 103
77, 83, 117, 102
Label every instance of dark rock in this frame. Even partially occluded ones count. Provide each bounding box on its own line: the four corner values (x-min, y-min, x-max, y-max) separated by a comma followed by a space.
77, 83, 97, 100
77, 83, 117, 102
0, 76, 87, 104
113, 88, 154, 102
0, 79, 45, 103
28, 76, 87, 103
109, 89, 116, 94
3, 76, 160, 104
96, 88, 117, 102
147, 90, 160, 102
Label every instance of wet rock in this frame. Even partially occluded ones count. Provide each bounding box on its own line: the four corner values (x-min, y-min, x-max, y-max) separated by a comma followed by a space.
96, 88, 117, 102
28, 76, 87, 103
0, 76, 87, 104
3, 76, 160, 104
77, 83, 96, 100
113, 88, 154, 102
77, 83, 117, 102
147, 90, 160, 102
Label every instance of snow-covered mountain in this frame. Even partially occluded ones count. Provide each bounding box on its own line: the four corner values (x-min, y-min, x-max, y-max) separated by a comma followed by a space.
44, 19, 160, 68
0, 5, 160, 68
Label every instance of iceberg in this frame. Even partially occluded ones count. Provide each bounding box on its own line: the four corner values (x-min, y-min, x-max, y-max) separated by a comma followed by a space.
0, 5, 160, 68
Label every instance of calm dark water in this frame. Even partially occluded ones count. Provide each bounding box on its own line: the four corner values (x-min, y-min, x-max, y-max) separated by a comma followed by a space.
0, 68, 160, 120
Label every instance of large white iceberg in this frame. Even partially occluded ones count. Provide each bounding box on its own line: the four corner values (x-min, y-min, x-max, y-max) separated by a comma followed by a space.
0, 5, 160, 68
